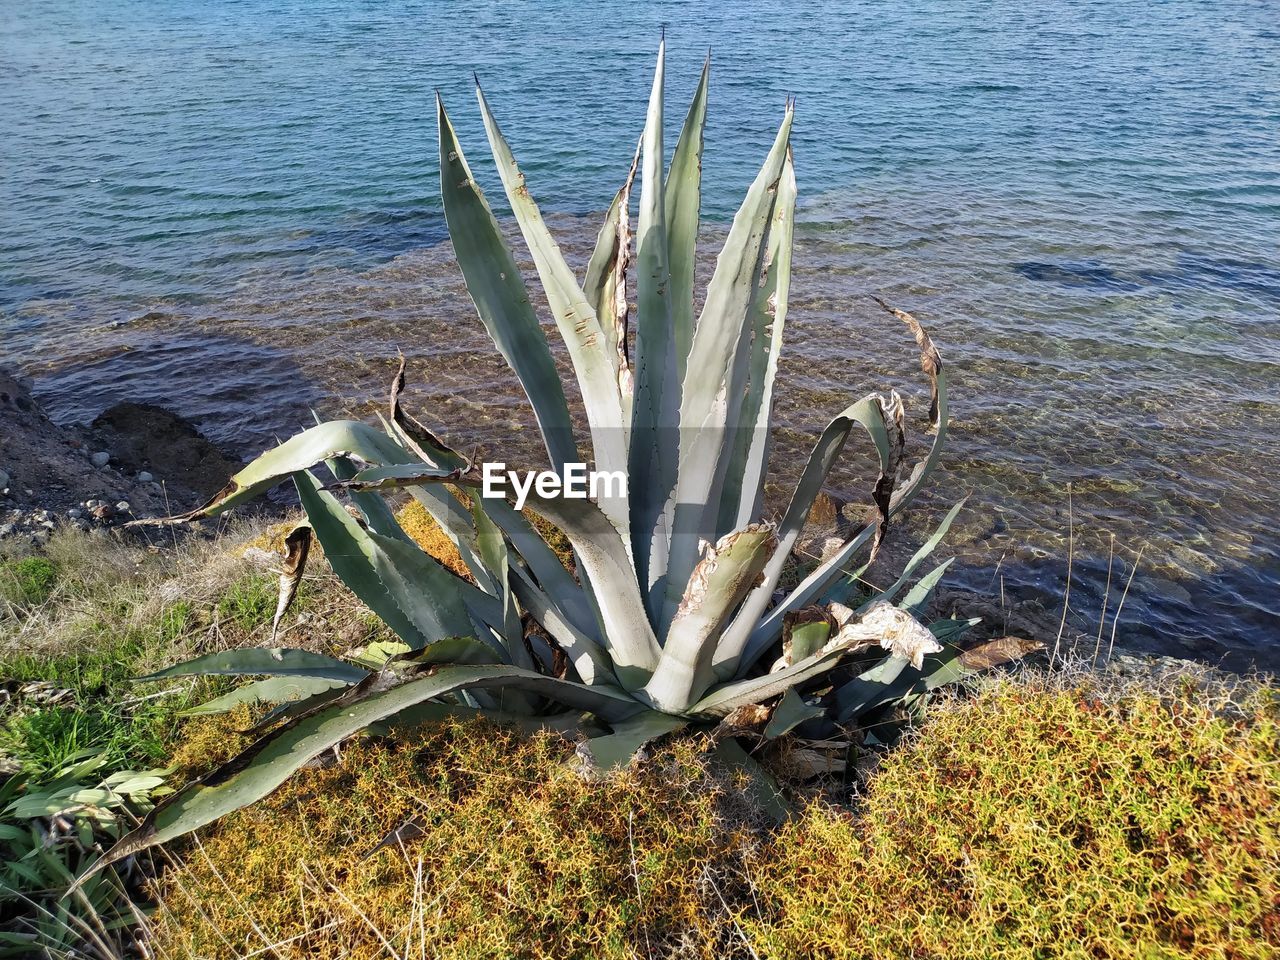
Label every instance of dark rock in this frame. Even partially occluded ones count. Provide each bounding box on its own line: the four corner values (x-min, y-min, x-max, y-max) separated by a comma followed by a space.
91, 402, 242, 504
0, 367, 140, 515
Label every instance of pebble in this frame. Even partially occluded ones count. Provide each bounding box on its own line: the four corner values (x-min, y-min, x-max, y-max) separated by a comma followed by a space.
85, 499, 100, 510
39, 520, 55, 531
67, 508, 83, 519
115, 501, 131, 513
136, 471, 153, 483
0, 523, 14, 538
90, 451, 110, 468
0, 469, 9, 491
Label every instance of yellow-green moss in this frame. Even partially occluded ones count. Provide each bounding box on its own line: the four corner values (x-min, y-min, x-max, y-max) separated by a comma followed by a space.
749, 679, 1280, 960
153, 720, 749, 960
166, 706, 253, 782
152, 679, 1279, 960
395, 499, 469, 577
395, 497, 576, 577
526, 508, 576, 572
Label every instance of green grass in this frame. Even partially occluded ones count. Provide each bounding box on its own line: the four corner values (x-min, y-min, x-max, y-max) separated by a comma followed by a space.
0, 524, 300, 957
1, 629, 218, 775
214, 574, 276, 630
0, 555, 58, 607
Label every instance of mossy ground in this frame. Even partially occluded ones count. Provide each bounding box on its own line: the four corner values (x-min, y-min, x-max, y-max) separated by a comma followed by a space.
751, 676, 1280, 960
153, 721, 755, 960
153, 676, 1279, 960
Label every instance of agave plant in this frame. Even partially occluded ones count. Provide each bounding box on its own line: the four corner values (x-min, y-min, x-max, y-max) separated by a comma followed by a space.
82, 43, 982, 880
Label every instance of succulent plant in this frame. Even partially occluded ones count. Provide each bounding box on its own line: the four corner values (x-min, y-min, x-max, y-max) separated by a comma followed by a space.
82, 42, 982, 881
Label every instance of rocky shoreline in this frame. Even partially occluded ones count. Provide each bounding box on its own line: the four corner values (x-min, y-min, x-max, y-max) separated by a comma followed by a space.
0, 367, 242, 543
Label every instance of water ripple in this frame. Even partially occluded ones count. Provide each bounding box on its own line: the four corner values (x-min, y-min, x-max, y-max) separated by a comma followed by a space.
1, 0, 1277, 667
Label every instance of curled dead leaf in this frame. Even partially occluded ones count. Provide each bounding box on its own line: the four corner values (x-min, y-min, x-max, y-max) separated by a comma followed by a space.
827, 600, 942, 669
270, 525, 311, 644
959, 635, 1044, 670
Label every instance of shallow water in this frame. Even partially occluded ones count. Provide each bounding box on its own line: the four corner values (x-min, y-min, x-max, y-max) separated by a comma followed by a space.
2, 1, 1277, 668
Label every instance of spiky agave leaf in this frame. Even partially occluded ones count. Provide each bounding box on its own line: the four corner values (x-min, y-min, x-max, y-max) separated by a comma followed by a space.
657, 102, 795, 639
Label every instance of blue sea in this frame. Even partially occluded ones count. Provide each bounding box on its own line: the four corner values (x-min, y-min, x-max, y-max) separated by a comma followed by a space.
2, 1, 1277, 667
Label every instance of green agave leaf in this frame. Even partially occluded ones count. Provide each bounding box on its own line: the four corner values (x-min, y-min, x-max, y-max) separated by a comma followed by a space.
349, 639, 412, 669
367, 523, 503, 653
475, 85, 630, 532
786, 614, 832, 665
470, 499, 533, 672
508, 564, 614, 686
135, 419, 413, 523
727, 306, 950, 677
332, 461, 471, 491
831, 654, 911, 721
736, 522, 878, 676
294, 471, 428, 649
929, 617, 981, 644
643, 524, 776, 713
371, 421, 598, 645
718, 148, 796, 535
327, 452, 414, 544
858, 499, 964, 608
379, 415, 499, 593
763, 687, 825, 740
713, 393, 896, 680
297, 471, 501, 655
77, 664, 646, 888
659, 103, 795, 637
375, 418, 597, 643
139, 648, 367, 685
832, 620, 987, 723
580, 711, 688, 772
520, 491, 660, 688
693, 637, 854, 718
406, 635, 504, 667
665, 54, 710, 381
436, 95, 577, 471
482, 496, 597, 637
899, 558, 953, 618
182, 676, 348, 717
698, 600, 934, 718
629, 39, 681, 615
